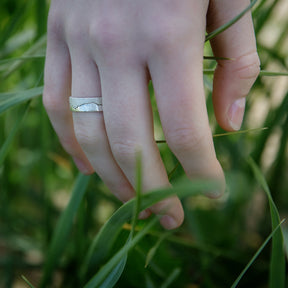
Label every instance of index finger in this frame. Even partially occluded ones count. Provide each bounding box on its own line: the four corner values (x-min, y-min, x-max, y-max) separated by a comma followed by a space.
147, 4, 225, 196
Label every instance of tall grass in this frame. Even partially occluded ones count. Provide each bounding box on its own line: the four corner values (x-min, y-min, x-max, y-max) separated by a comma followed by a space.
1, 0, 288, 287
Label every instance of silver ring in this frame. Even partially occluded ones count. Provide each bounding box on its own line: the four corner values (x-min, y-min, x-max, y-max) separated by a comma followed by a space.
69, 97, 103, 112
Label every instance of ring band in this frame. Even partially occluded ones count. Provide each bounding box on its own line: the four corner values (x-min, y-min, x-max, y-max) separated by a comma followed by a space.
69, 97, 103, 112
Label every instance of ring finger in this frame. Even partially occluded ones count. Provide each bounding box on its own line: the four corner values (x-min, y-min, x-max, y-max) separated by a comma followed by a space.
98, 58, 184, 229
70, 52, 135, 202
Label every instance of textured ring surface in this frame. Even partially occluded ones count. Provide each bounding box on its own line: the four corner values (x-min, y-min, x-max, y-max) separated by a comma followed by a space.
69, 97, 103, 112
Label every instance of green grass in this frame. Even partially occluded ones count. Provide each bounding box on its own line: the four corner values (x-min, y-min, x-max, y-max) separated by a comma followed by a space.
1, 0, 288, 287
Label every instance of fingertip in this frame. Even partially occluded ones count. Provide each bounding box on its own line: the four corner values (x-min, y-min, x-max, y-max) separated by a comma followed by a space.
138, 209, 152, 220
151, 196, 184, 230
160, 215, 181, 230
205, 171, 226, 199
196, 156, 226, 198
212, 63, 251, 132
227, 97, 246, 131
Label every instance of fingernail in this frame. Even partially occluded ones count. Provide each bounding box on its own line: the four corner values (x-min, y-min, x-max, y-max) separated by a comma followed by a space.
73, 157, 92, 174
228, 98, 246, 131
160, 215, 179, 230
138, 209, 151, 220
205, 190, 223, 199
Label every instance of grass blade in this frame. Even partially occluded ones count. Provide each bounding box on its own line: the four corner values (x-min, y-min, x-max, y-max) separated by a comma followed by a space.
94, 152, 144, 288
203, 69, 288, 76
248, 158, 286, 288
1, 35, 46, 79
160, 267, 181, 288
254, 0, 280, 34
203, 56, 232, 61
0, 1, 32, 47
131, 151, 143, 237
21, 275, 36, 288
145, 230, 172, 268
0, 86, 43, 115
0, 103, 29, 166
205, 0, 258, 42
252, 92, 288, 163
258, 70, 288, 76
84, 217, 159, 288
0, 55, 45, 65
145, 274, 157, 288
40, 173, 90, 288
157, 127, 269, 144
98, 256, 127, 288
213, 127, 268, 138
231, 220, 285, 288
82, 179, 219, 279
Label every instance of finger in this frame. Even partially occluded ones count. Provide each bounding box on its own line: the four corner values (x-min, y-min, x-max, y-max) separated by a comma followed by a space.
207, 0, 260, 131
69, 53, 136, 203
148, 17, 225, 196
43, 23, 94, 174
99, 62, 184, 229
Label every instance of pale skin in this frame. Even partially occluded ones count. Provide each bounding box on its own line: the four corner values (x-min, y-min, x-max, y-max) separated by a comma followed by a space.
43, 0, 260, 230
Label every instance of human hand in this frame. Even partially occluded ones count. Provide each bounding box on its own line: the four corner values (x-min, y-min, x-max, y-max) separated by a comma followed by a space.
43, 0, 260, 230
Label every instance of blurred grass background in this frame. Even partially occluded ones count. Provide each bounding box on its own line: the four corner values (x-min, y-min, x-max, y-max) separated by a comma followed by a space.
1, 0, 288, 287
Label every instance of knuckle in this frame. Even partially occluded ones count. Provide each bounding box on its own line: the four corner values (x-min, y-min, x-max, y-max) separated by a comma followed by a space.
42, 90, 62, 113
166, 126, 207, 155
146, 11, 187, 52
47, 3, 66, 39
220, 52, 260, 96
233, 52, 261, 81
89, 17, 124, 51
74, 122, 102, 153
66, 19, 86, 44
47, 7, 62, 34
149, 19, 180, 50
111, 139, 139, 168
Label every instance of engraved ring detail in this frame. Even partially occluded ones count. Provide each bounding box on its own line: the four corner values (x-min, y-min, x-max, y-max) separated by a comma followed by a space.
69, 97, 103, 112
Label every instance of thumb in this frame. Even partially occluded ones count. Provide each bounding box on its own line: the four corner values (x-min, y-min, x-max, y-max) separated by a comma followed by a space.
207, 0, 260, 131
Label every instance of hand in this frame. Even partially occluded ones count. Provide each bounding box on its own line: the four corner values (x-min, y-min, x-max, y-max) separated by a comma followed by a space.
43, 0, 260, 229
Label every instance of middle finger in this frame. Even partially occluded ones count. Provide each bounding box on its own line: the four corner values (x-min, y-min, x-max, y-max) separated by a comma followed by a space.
70, 50, 135, 202
99, 59, 184, 229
